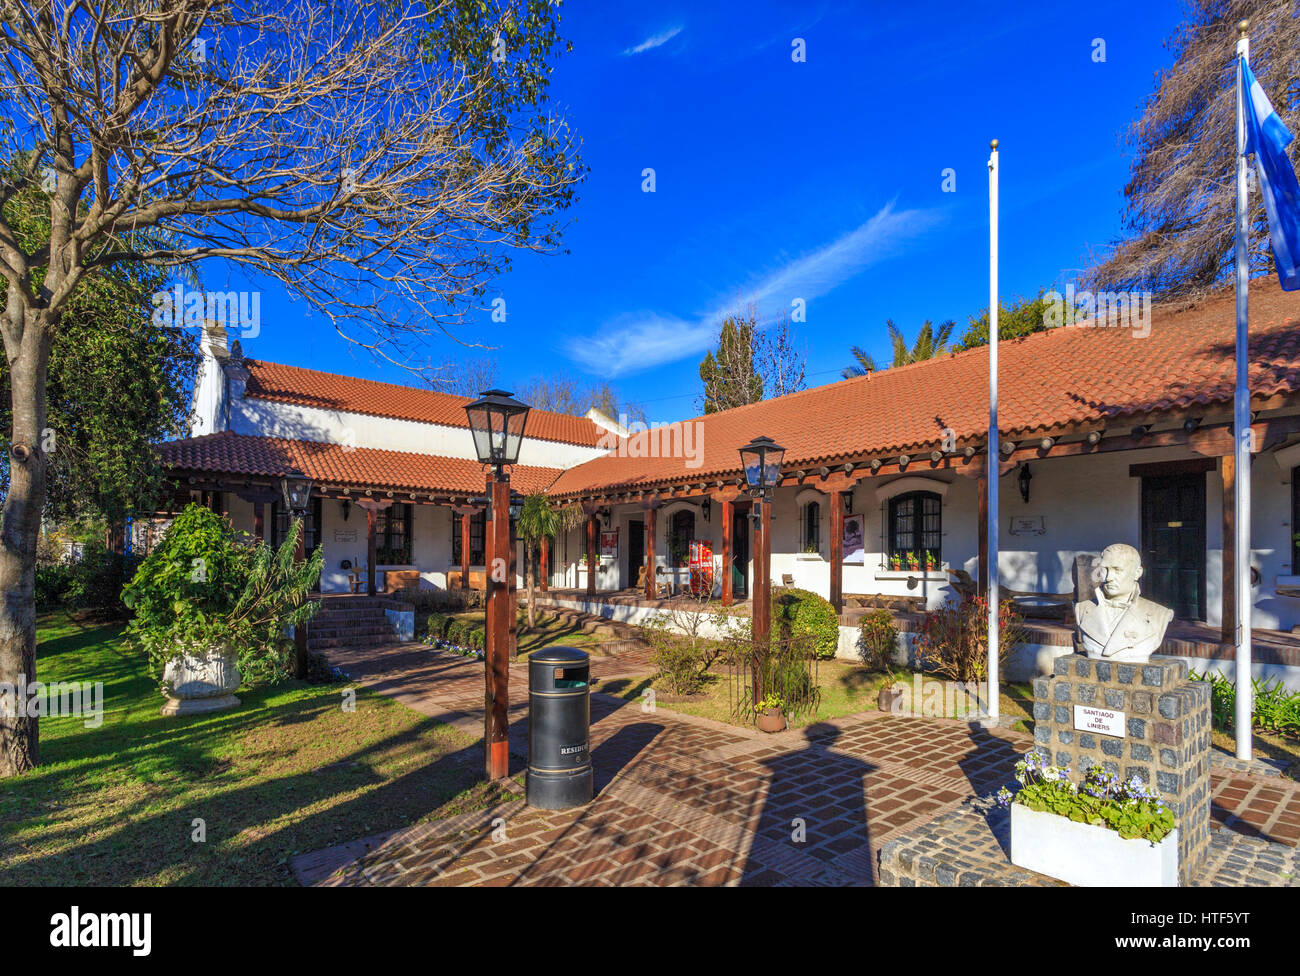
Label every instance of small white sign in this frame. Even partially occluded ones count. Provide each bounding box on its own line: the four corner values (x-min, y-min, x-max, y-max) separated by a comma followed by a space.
1009, 515, 1046, 535
334, 529, 358, 543
1073, 705, 1125, 738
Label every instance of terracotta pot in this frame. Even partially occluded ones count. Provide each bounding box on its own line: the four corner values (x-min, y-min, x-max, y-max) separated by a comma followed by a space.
756, 708, 787, 733
877, 684, 904, 713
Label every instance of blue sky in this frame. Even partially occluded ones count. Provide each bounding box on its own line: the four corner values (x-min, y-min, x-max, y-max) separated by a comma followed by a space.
226, 0, 1191, 421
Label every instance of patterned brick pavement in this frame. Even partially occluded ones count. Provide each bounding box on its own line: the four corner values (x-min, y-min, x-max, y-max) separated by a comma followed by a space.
296, 642, 1300, 886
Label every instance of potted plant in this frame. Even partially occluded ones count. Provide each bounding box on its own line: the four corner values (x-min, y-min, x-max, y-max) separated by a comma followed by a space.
877, 675, 904, 713
923, 550, 938, 573
122, 504, 323, 716
906, 550, 921, 571
755, 694, 788, 733
890, 553, 903, 571
999, 750, 1178, 886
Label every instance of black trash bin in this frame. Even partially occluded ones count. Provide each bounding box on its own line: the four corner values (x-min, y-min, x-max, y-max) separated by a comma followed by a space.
527, 646, 593, 810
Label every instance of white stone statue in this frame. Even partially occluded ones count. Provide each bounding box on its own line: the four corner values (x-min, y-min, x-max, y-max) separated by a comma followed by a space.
1074, 543, 1173, 662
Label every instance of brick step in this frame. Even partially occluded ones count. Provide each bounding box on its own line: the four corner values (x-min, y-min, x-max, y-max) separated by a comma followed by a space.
312, 612, 390, 625
308, 624, 393, 639
308, 635, 395, 650
541, 608, 642, 640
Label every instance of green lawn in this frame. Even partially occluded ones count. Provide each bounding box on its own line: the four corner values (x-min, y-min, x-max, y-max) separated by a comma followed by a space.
0, 612, 514, 886
596, 659, 1037, 732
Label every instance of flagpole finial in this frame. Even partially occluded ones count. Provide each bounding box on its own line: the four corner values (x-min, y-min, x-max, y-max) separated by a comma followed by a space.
1238, 19, 1249, 37
990, 139, 998, 150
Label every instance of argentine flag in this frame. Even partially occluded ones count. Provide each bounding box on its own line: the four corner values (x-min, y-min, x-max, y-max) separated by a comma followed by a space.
1241, 58, 1300, 291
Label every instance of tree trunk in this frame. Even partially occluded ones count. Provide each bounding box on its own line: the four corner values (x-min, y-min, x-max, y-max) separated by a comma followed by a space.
0, 306, 53, 777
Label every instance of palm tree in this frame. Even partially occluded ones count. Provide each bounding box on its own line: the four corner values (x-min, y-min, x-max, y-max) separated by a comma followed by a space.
842, 319, 957, 377
517, 493, 560, 630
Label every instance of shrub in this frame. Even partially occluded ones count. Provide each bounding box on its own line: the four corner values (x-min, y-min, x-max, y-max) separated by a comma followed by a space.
1189, 670, 1300, 737
65, 546, 142, 617
858, 609, 899, 671
122, 504, 322, 687
916, 596, 1025, 685
773, 586, 839, 660
35, 564, 74, 611
651, 636, 708, 696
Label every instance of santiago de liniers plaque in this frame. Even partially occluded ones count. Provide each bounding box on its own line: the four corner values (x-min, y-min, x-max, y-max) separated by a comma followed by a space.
1074, 543, 1174, 664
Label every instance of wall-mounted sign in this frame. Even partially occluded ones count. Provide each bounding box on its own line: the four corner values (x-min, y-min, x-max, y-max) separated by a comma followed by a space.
334, 529, 358, 543
842, 514, 865, 565
1009, 515, 1046, 536
600, 530, 618, 558
1073, 705, 1125, 738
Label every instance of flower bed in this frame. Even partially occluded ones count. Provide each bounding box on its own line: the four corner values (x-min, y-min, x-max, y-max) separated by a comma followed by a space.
999, 750, 1178, 886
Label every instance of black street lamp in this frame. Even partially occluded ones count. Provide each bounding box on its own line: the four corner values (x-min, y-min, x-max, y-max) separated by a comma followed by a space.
279, 474, 313, 678
737, 436, 785, 706
465, 390, 531, 781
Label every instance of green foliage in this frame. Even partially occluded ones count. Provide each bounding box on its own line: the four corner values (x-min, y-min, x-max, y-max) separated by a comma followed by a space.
651, 635, 711, 696
1189, 670, 1300, 738
698, 312, 763, 413
858, 609, 899, 672
65, 547, 142, 618
773, 586, 839, 660
0, 165, 198, 522
1000, 751, 1175, 844
842, 319, 955, 377
122, 504, 322, 687
958, 291, 1056, 350
35, 564, 73, 611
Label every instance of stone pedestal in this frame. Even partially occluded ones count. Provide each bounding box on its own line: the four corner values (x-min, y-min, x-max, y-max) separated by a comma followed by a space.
1032, 653, 1211, 884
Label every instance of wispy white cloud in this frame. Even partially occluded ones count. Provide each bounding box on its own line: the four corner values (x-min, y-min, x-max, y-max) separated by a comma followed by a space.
622, 26, 684, 56
566, 202, 942, 377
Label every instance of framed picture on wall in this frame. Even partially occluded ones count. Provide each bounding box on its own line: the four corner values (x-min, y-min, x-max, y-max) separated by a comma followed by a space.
843, 514, 865, 565
600, 530, 618, 558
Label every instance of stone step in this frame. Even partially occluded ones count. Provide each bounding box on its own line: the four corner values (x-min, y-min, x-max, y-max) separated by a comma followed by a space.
308, 635, 395, 650
308, 624, 393, 639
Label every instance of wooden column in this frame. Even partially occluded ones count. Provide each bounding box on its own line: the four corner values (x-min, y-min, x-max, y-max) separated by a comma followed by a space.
484, 473, 512, 780
720, 499, 734, 606
830, 491, 845, 613
461, 510, 471, 588
644, 506, 658, 599
586, 515, 598, 595
367, 506, 378, 596
1222, 453, 1237, 645
253, 501, 265, 541
539, 535, 549, 592
977, 458, 989, 600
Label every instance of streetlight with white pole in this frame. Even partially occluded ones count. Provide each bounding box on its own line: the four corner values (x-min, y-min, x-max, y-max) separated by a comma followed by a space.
464, 389, 531, 780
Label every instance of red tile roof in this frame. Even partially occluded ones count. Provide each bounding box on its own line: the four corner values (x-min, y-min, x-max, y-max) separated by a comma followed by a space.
159, 432, 563, 496
243, 360, 607, 448
549, 277, 1300, 496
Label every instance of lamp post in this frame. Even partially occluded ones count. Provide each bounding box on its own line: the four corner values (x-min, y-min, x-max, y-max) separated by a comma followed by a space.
465, 389, 531, 780
738, 435, 785, 704
280, 474, 313, 679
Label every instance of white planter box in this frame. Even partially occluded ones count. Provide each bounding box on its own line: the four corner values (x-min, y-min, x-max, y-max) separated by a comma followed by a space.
1010, 803, 1178, 887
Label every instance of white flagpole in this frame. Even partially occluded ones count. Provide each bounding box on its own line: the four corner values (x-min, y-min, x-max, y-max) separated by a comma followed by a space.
1233, 20, 1253, 761
987, 138, 1000, 724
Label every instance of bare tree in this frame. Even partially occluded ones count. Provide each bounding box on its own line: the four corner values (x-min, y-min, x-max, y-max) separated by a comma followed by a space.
0, 0, 583, 775
426, 356, 500, 398
1084, 0, 1299, 297
757, 307, 807, 399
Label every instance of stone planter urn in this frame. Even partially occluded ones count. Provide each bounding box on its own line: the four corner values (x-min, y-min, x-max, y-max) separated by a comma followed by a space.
1010, 804, 1178, 887
756, 708, 787, 733
160, 646, 242, 716
877, 684, 904, 713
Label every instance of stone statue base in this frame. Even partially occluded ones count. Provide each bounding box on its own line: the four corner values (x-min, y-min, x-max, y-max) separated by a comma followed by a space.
1033, 653, 1211, 885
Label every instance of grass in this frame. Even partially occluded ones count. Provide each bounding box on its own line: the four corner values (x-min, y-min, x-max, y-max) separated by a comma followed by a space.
0, 611, 516, 886
596, 658, 1037, 732
418, 607, 606, 659
1210, 729, 1300, 781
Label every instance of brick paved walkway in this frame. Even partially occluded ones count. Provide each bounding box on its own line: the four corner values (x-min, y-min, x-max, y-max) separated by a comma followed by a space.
294, 642, 1300, 887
